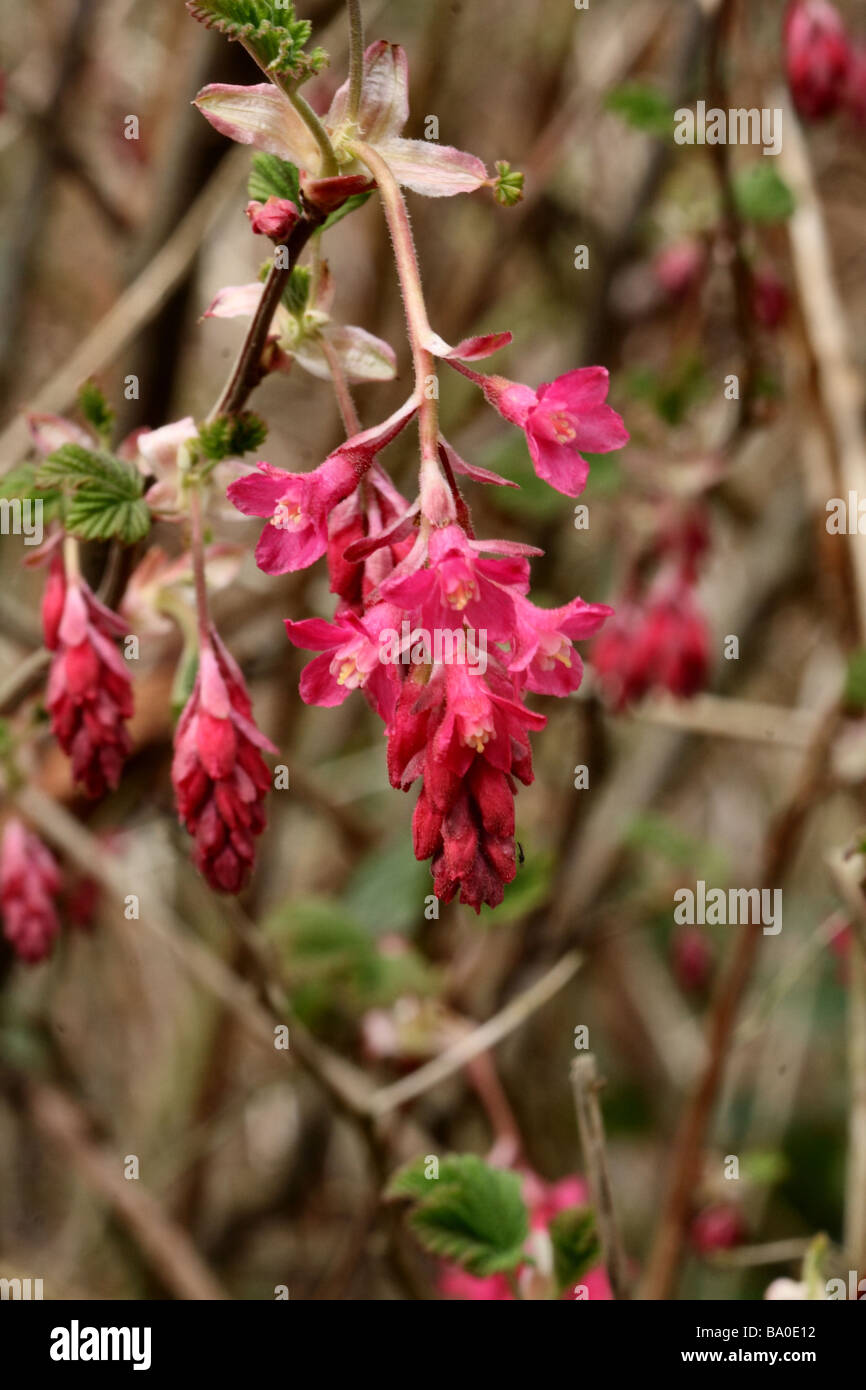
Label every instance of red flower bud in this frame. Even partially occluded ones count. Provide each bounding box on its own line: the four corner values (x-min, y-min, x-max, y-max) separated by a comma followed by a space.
245, 196, 301, 240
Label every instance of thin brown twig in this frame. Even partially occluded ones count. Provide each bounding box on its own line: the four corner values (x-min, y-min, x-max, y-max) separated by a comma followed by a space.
570, 1054, 630, 1300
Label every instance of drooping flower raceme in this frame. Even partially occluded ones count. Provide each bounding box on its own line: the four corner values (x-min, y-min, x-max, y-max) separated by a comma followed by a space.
195, 26, 628, 909
0, 819, 62, 964
42, 555, 134, 798
172, 630, 277, 895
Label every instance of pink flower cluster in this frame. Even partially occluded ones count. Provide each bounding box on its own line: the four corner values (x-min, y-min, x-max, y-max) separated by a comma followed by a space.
784, 1, 866, 123
593, 509, 710, 711
230, 362, 625, 912
42, 555, 134, 798
0, 820, 62, 964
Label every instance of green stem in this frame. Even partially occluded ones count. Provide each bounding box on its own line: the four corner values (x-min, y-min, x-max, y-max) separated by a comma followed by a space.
188, 484, 211, 647
240, 39, 339, 178
347, 0, 365, 124
287, 87, 339, 178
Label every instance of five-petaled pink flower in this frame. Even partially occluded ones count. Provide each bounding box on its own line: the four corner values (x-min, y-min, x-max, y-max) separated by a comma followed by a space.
227, 398, 417, 574
382, 525, 531, 641
0, 819, 62, 964
509, 594, 613, 696
449, 363, 629, 497
285, 603, 400, 724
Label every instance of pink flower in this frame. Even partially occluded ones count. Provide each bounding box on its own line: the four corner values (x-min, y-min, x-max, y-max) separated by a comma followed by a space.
784, 1, 851, 120
172, 633, 277, 894
509, 594, 612, 696
285, 603, 399, 723
691, 1204, 746, 1254
671, 926, 715, 993
752, 267, 789, 329
450, 364, 629, 497
245, 196, 300, 239
43, 557, 134, 798
382, 525, 531, 641
654, 239, 707, 300
0, 820, 62, 964
227, 398, 417, 574
195, 41, 489, 199
593, 577, 709, 711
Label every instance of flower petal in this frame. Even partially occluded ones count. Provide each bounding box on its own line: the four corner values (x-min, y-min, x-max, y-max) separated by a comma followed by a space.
428, 331, 513, 361
285, 617, 342, 652
329, 40, 409, 144
293, 325, 397, 383
377, 137, 488, 197
193, 84, 321, 169
227, 465, 288, 518
440, 439, 519, 489
204, 282, 266, 321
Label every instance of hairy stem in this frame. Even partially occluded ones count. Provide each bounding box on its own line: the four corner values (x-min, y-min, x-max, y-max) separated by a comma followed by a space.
346, 0, 365, 125
320, 335, 362, 437
350, 139, 440, 474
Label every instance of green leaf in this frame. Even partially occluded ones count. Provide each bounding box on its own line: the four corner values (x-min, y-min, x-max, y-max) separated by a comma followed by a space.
36, 444, 150, 545
321, 191, 373, 231
66, 492, 151, 544
186, 1, 326, 80
625, 812, 728, 880
387, 1154, 529, 1277
282, 265, 312, 317
549, 1207, 601, 1295
0, 462, 62, 522
36, 443, 137, 494
733, 166, 795, 224
248, 151, 301, 206
77, 381, 115, 445
605, 82, 674, 138
342, 839, 432, 936
196, 412, 268, 463
845, 649, 866, 708
265, 897, 437, 1024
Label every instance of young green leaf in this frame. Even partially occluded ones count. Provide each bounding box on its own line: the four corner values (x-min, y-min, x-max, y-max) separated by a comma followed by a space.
249, 152, 301, 206
36, 444, 150, 545
733, 166, 795, 224
0, 463, 62, 522
282, 266, 312, 317
549, 1206, 601, 1295
321, 191, 373, 232
605, 83, 675, 138
186, 1, 326, 80
387, 1154, 529, 1277
196, 412, 268, 463
77, 381, 115, 445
